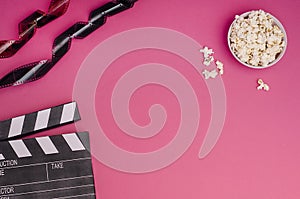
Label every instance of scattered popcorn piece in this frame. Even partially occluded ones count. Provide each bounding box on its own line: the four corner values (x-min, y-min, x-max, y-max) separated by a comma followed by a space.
257, 78, 270, 91
200, 46, 214, 58
229, 10, 286, 67
203, 56, 214, 66
216, 60, 224, 75
202, 69, 218, 79
199, 47, 224, 79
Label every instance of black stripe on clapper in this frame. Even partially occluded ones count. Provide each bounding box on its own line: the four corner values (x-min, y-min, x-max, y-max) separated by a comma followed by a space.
0, 119, 11, 140
21, 112, 38, 136
47, 104, 64, 127
0, 140, 18, 160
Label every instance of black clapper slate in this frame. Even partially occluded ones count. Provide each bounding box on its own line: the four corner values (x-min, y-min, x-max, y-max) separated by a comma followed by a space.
0, 132, 96, 199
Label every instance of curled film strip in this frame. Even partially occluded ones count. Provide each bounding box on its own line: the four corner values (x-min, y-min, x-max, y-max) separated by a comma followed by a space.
0, 101, 80, 141
0, 0, 70, 58
0, 0, 138, 89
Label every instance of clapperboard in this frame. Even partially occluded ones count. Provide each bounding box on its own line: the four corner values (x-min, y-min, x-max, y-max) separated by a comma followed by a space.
0, 102, 96, 199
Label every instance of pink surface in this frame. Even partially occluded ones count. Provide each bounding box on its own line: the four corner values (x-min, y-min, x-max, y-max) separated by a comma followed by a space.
0, 0, 300, 198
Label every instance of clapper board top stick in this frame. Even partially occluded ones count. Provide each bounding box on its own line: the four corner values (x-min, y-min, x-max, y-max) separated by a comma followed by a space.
0, 102, 80, 141
0, 132, 96, 199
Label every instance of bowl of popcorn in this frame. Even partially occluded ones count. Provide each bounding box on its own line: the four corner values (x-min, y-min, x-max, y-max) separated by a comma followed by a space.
228, 10, 287, 69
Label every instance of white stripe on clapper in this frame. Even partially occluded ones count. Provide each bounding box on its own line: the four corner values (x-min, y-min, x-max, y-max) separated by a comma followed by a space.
36, 136, 59, 155
9, 140, 32, 158
60, 102, 76, 124
8, 115, 25, 138
0, 154, 5, 160
34, 108, 51, 131
62, 133, 85, 151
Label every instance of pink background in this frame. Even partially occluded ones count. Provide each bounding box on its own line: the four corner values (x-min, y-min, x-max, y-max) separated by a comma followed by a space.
1, 0, 300, 198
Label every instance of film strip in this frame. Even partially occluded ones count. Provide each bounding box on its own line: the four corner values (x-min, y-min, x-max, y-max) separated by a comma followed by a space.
0, 0, 70, 58
0, 101, 80, 141
0, 0, 138, 89
0, 132, 96, 199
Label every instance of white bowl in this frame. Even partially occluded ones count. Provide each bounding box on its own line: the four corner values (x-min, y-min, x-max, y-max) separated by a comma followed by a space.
227, 10, 287, 69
